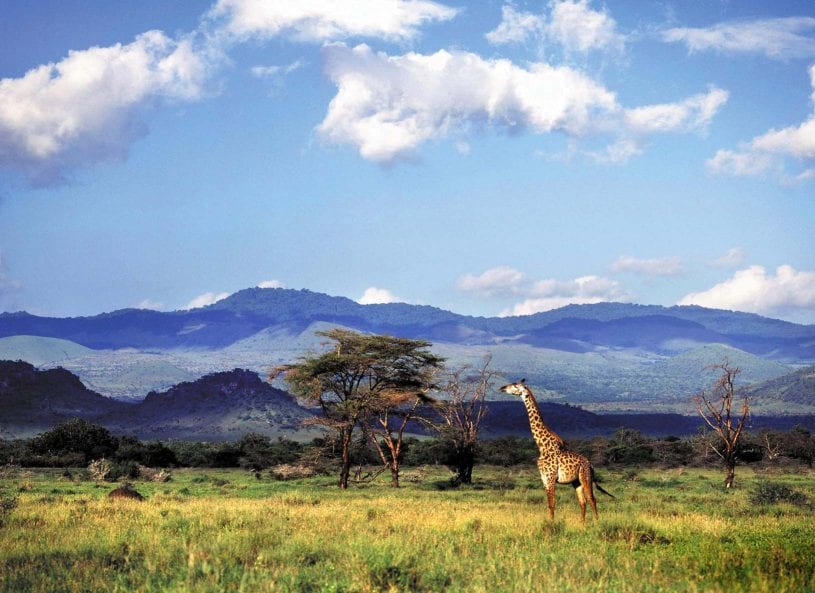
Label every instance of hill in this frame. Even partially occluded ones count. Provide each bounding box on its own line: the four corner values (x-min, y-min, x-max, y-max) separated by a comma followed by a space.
1, 288, 814, 360
0, 363, 316, 441
3, 361, 814, 441
101, 369, 317, 441
1, 288, 814, 413
0, 360, 125, 438
0, 335, 94, 366
745, 365, 815, 408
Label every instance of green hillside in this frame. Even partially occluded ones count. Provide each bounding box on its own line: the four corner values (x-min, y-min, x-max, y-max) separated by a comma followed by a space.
746, 365, 815, 407
0, 335, 94, 366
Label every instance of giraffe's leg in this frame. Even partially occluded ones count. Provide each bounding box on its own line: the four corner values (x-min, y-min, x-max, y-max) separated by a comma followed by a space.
539, 472, 556, 520
546, 482, 556, 520
574, 484, 587, 524
581, 465, 598, 519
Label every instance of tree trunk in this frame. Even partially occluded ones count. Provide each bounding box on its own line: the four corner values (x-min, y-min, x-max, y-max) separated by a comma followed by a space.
390, 463, 400, 488
724, 456, 736, 489
456, 447, 474, 484
338, 429, 353, 489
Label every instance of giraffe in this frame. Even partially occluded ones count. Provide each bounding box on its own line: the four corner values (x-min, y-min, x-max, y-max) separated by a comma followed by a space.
500, 379, 613, 523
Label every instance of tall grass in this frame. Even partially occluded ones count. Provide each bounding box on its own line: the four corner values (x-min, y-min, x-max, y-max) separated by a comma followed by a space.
1, 466, 813, 593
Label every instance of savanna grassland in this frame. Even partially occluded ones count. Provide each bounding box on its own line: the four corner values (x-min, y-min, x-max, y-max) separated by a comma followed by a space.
1, 466, 813, 593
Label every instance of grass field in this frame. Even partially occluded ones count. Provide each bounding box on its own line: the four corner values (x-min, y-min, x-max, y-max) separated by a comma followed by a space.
1, 465, 813, 593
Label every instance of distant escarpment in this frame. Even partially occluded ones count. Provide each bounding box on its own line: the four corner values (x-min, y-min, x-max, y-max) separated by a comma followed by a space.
0, 362, 315, 441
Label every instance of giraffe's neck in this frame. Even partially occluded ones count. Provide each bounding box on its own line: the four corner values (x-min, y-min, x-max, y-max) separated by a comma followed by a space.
521, 390, 564, 455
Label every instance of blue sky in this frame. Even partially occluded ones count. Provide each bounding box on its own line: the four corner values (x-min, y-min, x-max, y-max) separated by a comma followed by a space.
1, 0, 814, 323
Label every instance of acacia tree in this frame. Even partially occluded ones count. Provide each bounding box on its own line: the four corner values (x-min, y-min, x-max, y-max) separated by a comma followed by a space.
693, 361, 750, 488
365, 388, 436, 487
276, 329, 443, 489
435, 357, 494, 485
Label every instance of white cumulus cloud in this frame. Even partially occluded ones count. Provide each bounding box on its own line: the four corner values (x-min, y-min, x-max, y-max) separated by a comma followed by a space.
662, 17, 815, 60
678, 265, 815, 321
184, 291, 231, 309
209, 0, 458, 43
318, 43, 618, 162
457, 266, 525, 298
548, 0, 625, 55
358, 287, 401, 305
611, 255, 683, 276
318, 43, 728, 163
0, 30, 211, 185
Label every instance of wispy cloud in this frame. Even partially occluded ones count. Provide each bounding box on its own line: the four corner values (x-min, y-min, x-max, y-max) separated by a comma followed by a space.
611, 255, 683, 276
707, 65, 815, 183
358, 287, 401, 305
257, 279, 284, 289
457, 266, 525, 298
502, 275, 632, 316
678, 265, 815, 322
710, 247, 746, 269
458, 266, 631, 316
251, 59, 306, 79
184, 291, 231, 309
663, 17, 815, 60
135, 299, 164, 310
486, 0, 625, 56
623, 88, 729, 134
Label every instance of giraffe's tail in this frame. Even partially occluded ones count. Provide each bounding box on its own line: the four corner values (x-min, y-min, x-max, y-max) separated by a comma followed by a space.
591, 468, 615, 498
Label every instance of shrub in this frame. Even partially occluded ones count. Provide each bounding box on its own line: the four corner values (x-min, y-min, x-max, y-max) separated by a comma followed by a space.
0, 488, 17, 526
749, 482, 810, 507
87, 458, 113, 482
0, 463, 21, 479
30, 419, 117, 463
270, 463, 316, 480
137, 465, 172, 482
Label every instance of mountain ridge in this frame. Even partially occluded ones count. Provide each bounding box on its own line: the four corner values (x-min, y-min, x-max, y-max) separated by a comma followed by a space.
2, 288, 814, 360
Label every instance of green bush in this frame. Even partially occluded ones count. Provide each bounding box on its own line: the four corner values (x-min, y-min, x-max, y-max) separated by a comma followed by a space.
0, 487, 18, 526
749, 482, 810, 507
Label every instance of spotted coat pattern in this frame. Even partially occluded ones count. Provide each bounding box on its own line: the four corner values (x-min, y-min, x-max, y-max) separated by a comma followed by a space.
500, 380, 610, 523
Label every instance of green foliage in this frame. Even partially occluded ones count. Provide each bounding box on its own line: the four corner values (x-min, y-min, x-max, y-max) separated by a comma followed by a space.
749, 482, 810, 507
30, 419, 117, 464
605, 428, 656, 464
0, 486, 17, 526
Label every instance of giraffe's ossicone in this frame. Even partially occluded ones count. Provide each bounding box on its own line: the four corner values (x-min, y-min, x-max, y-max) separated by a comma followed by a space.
500, 379, 613, 523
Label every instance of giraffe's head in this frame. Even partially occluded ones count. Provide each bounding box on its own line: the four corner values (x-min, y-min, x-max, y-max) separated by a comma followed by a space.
499, 379, 531, 398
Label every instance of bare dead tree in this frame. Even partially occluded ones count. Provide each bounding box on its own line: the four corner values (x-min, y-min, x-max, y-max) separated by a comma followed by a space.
693, 361, 750, 488
435, 356, 495, 485
761, 430, 782, 462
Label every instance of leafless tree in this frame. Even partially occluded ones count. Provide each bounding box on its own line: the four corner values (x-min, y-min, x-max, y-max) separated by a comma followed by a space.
693, 361, 750, 488
760, 430, 783, 462
435, 356, 495, 485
